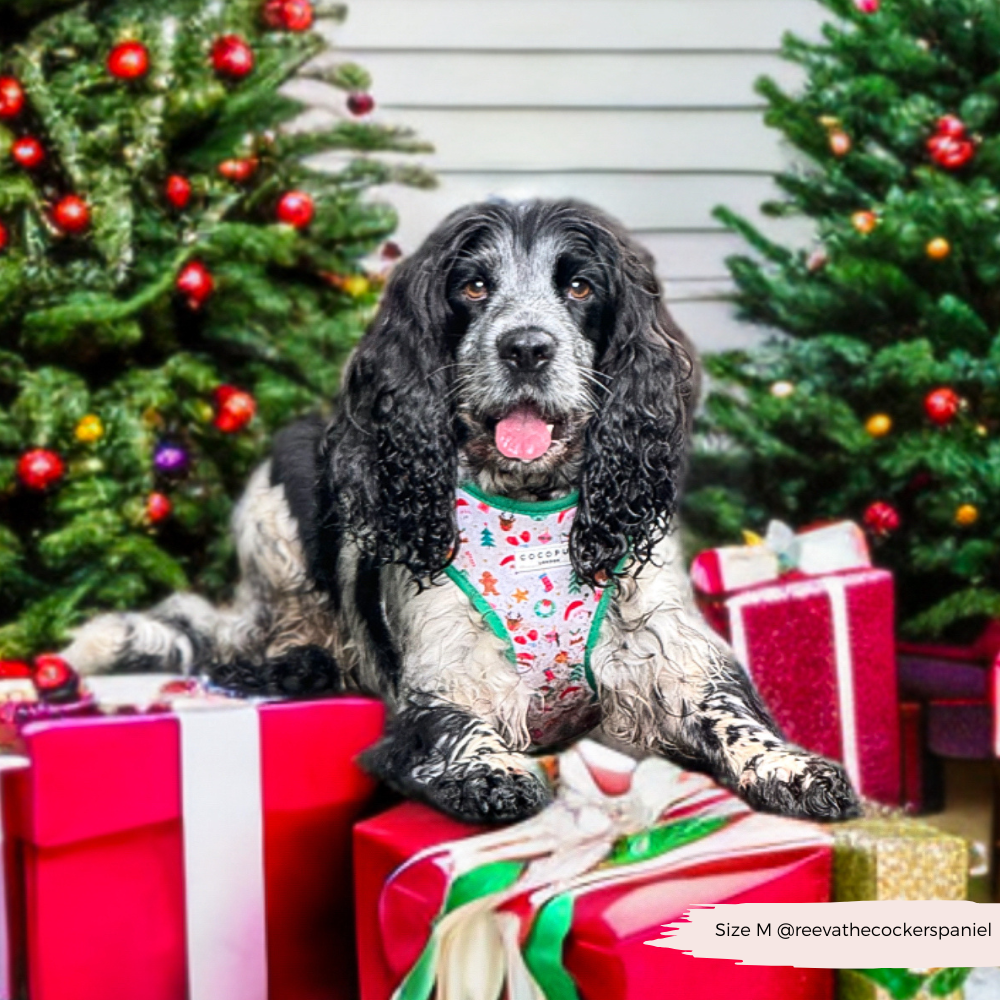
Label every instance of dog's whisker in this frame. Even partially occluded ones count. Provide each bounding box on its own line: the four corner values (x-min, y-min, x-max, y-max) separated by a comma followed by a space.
431, 361, 476, 379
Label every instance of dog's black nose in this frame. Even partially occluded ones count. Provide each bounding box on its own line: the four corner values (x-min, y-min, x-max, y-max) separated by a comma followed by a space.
497, 329, 555, 374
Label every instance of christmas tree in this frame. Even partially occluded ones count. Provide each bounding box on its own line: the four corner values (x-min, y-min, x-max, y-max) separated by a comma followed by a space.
685, 0, 1000, 640
480, 526, 495, 548
0, 0, 432, 659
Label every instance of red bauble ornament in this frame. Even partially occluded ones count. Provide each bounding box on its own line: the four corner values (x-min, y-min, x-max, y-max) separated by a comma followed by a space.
213, 385, 256, 433
281, 0, 314, 30
213, 384, 238, 406
218, 157, 258, 182
17, 449, 65, 491
262, 0, 285, 27
32, 653, 81, 703
0, 220, 7, 252
262, 0, 314, 30
928, 116, 975, 170
381, 240, 403, 261
347, 92, 375, 116
176, 261, 214, 308
276, 190, 314, 228
211, 35, 254, 79
0, 76, 26, 119
0, 660, 32, 678
864, 501, 900, 537
924, 387, 961, 426
165, 174, 192, 209
11, 136, 44, 169
32, 654, 73, 691
854, 0, 879, 11
52, 195, 90, 233
282, 0, 314, 30
929, 135, 975, 169
147, 492, 173, 523
107, 41, 150, 80
936, 115, 966, 138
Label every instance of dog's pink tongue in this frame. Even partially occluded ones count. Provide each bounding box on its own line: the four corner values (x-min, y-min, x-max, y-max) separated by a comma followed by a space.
495, 407, 552, 462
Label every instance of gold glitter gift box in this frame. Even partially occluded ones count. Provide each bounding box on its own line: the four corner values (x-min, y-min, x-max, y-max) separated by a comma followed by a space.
834, 818, 969, 1000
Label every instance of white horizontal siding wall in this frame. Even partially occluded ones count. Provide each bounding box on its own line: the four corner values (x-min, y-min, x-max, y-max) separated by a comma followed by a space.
303, 0, 828, 352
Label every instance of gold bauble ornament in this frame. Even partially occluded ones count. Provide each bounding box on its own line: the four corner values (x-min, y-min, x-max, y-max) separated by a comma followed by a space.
194, 401, 215, 424
829, 130, 852, 156
955, 504, 980, 527
142, 407, 163, 429
770, 381, 795, 399
926, 237, 951, 260
852, 210, 878, 235
866, 414, 892, 437
341, 274, 370, 298
74, 414, 104, 443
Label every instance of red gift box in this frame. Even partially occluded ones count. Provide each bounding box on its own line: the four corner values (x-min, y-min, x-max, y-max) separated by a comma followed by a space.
354, 800, 834, 1000
0, 695, 384, 1000
698, 567, 900, 805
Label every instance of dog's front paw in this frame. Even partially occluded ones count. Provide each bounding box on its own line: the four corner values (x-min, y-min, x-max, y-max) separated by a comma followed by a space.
738, 749, 861, 822
431, 764, 552, 824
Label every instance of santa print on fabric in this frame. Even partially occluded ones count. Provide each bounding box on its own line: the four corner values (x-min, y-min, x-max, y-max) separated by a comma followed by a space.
450, 487, 609, 746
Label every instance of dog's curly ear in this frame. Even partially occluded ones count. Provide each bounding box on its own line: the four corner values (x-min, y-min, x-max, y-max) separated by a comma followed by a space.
571, 233, 699, 586
316, 250, 459, 590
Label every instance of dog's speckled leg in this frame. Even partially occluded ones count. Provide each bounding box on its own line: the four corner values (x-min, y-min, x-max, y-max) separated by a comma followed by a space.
362, 703, 551, 823
680, 665, 862, 821
603, 656, 860, 821
594, 554, 861, 823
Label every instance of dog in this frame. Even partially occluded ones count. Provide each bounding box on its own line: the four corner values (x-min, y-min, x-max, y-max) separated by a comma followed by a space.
60, 199, 861, 825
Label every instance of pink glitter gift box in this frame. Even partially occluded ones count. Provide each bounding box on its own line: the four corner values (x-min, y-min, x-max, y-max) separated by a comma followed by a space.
693, 527, 900, 805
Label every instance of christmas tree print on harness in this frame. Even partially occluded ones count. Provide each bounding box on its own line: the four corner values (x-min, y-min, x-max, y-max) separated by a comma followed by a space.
446, 484, 613, 747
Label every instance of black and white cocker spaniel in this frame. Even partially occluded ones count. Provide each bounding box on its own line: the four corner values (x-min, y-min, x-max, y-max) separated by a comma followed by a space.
62, 200, 861, 824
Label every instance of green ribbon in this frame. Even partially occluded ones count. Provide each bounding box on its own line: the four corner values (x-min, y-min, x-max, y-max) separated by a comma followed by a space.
395, 860, 526, 1000
523, 895, 579, 1000
606, 815, 730, 867
522, 815, 731, 1000
446, 860, 527, 914
396, 816, 731, 1000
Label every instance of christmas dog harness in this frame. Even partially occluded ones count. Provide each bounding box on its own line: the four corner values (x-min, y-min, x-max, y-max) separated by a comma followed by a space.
445, 484, 614, 747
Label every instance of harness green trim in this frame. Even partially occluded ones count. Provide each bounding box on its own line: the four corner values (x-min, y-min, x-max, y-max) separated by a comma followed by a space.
449, 483, 621, 701
461, 480, 579, 515
443, 564, 516, 661
445, 562, 608, 697
583, 585, 615, 692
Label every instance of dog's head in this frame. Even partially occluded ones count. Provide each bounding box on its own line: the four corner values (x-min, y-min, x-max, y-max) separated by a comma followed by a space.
321, 200, 698, 589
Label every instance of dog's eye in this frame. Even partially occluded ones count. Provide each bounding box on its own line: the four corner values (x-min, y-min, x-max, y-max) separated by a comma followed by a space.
463, 279, 489, 301
567, 278, 592, 301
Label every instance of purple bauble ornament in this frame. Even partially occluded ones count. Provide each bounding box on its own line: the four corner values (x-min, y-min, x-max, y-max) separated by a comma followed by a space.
154, 443, 189, 474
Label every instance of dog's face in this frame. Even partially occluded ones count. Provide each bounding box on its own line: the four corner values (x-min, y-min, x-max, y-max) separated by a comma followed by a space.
447, 212, 609, 477
322, 199, 698, 588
